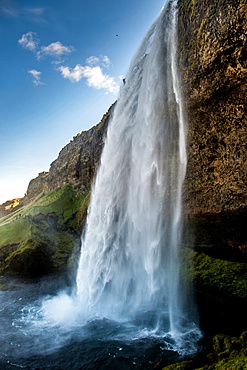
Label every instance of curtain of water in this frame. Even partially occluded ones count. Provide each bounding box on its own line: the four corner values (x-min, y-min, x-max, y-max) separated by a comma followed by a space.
76, 0, 190, 336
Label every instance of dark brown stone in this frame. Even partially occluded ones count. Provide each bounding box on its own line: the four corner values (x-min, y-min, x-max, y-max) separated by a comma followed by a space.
178, 0, 247, 215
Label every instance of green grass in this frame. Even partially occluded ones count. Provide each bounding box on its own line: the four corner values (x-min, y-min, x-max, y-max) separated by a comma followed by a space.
0, 184, 90, 276
0, 184, 87, 227
22, 184, 89, 227
0, 218, 32, 247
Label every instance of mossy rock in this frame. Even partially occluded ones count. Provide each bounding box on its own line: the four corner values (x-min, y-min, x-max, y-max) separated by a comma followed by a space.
213, 334, 243, 355
181, 248, 247, 303
161, 332, 247, 369
4, 238, 53, 276
0, 184, 89, 277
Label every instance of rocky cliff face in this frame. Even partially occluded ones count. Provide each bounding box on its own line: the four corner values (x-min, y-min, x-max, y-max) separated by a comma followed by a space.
0, 198, 22, 218
0, 7, 246, 359
24, 103, 115, 204
177, 0, 247, 335
178, 0, 247, 215
24, 1, 247, 217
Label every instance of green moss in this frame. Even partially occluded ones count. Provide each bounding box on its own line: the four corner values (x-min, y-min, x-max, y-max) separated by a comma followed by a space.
4, 238, 52, 276
214, 356, 247, 369
181, 248, 247, 300
23, 184, 87, 227
198, 17, 207, 37
0, 184, 90, 276
161, 332, 247, 369
75, 192, 91, 226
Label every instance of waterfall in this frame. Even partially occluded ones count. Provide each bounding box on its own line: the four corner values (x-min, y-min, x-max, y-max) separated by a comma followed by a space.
75, 0, 198, 343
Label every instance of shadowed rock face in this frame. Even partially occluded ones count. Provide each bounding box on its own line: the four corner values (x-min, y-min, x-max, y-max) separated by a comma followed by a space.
177, 0, 247, 326
177, 0, 247, 215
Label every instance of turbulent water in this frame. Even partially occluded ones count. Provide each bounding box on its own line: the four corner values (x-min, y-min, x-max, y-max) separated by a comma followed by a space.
0, 1, 202, 369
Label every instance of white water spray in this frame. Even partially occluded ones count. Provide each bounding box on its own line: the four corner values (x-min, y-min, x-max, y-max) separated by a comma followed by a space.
74, 0, 199, 346
0, 4, 203, 366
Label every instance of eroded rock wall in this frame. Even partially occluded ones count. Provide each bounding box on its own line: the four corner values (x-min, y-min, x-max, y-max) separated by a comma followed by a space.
178, 0, 247, 215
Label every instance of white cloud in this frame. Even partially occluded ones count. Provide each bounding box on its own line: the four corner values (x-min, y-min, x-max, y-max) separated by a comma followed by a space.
86, 56, 99, 66
28, 69, 43, 85
18, 32, 39, 52
101, 55, 111, 68
86, 55, 111, 68
83, 66, 119, 93
37, 41, 74, 59
58, 64, 119, 94
59, 65, 84, 83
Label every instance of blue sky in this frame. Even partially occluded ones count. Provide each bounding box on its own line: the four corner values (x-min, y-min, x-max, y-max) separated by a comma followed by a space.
0, 0, 165, 204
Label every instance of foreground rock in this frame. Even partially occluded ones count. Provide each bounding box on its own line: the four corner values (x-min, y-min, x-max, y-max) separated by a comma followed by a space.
162, 332, 247, 369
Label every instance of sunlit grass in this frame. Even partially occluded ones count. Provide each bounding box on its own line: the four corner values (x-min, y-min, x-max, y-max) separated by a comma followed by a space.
0, 184, 90, 276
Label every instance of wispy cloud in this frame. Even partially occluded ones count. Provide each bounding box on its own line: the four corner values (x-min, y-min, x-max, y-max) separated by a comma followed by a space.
1, 2, 46, 22
26, 7, 44, 16
37, 41, 74, 60
101, 55, 111, 68
25, 7, 46, 23
18, 32, 39, 52
28, 70, 43, 85
0, 0, 18, 17
86, 56, 99, 66
86, 55, 111, 68
0, 5, 18, 17
58, 60, 119, 94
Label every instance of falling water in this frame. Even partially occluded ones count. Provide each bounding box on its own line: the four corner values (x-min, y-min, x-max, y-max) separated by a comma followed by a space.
0, 3, 202, 368
76, 0, 198, 345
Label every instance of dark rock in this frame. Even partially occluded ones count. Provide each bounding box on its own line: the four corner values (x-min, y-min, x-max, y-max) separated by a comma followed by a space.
177, 0, 247, 215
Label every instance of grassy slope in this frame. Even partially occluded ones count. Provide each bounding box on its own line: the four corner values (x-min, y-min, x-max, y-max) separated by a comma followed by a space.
0, 184, 89, 276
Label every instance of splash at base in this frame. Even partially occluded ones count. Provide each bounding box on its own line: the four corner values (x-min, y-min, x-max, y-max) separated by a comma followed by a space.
13, 0, 202, 361
74, 0, 200, 347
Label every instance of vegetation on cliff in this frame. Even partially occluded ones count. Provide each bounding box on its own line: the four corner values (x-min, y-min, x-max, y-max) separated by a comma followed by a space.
0, 184, 89, 277
0, 0, 246, 368
23, 103, 115, 204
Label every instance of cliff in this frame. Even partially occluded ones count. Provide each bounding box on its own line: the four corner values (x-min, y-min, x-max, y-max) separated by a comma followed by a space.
0, 198, 22, 218
178, 0, 247, 215
11, 1, 247, 219
175, 0, 247, 298
24, 103, 115, 203
0, 2, 246, 368
0, 0, 246, 303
